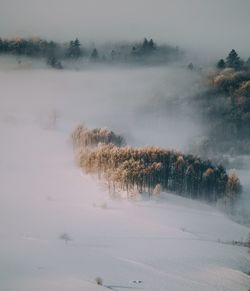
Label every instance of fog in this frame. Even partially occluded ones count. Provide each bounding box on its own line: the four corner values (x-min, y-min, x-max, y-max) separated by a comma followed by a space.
0, 0, 250, 56
1, 60, 249, 224
0, 61, 203, 151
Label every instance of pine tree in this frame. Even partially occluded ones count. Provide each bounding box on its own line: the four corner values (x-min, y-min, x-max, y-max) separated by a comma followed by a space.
217, 59, 226, 70
141, 38, 155, 54
66, 38, 82, 59
47, 55, 62, 69
148, 39, 155, 50
142, 38, 149, 50
226, 49, 242, 70
187, 63, 194, 70
91, 48, 99, 61
73, 38, 81, 58
245, 57, 250, 70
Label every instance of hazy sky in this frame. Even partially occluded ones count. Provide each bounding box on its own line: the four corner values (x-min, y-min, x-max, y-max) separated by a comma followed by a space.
0, 0, 249, 55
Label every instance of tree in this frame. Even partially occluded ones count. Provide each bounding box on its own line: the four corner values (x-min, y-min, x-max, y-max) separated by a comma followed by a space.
149, 39, 156, 50
90, 48, 99, 61
226, 49, 242, 70
59, 232, 72, 244
245, 57, 250, 70
247, 232, 250, 248
227, 170, 241, 198
141, 38, 155, 54
142, 38, 149, 50
187, 62, 194, 70
74, 38, 81, 57
111, 50, 116, 60
217, 59, 226, 70
46, 41, 57, 58
66, 38, 82, 59
47, 55, 63, 69
0, 38, 2, 53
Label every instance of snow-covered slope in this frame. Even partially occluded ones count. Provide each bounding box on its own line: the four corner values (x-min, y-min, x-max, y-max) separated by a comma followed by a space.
0, 67, 249, 291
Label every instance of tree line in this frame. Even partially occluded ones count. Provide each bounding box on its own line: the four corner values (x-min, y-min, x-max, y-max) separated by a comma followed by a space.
72, 126, 241, 202
0, 37, 182, 68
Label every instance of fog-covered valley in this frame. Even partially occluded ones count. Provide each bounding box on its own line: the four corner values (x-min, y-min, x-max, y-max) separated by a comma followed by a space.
0, 59, 249, 290
1, 0, 250, 289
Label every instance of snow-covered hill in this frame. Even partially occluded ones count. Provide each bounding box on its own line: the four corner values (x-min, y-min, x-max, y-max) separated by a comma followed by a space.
0, 67, 249, 290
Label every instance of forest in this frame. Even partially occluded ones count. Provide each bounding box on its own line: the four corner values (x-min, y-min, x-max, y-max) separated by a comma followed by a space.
72, 126, 241, 202
190, 49, 250, 159
0, 37, 182, 68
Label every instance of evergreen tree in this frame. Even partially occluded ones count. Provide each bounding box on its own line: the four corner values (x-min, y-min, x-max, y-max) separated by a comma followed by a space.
66, 38, 82, 59
111, 50, 116, 60
187, 63, 194, 70
245, 57, 250, 70
148, 39, 155, 50
90, 48, 99, 61
47, 55, 63, 69
141, 38, 155, 54
217, 59, 226, 70
46, 41, 57, 58
226, 49, 242, 70
142, 38, 149, 50
73, 38, 81, 57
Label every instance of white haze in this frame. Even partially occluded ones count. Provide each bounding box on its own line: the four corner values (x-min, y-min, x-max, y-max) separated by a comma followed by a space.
0, 60, 203, 151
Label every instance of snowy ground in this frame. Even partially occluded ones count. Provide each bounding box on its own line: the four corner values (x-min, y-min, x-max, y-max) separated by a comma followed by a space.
0, 66, 249, 290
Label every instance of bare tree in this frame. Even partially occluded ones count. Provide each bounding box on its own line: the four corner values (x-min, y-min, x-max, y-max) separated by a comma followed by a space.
59, 233, 72, 244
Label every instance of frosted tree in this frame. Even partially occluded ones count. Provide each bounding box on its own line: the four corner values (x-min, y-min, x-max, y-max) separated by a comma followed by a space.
73, 126, 241, 201
227, 170, 241, 199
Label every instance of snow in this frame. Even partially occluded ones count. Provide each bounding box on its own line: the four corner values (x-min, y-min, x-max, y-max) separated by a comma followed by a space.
0, 67, 249, 290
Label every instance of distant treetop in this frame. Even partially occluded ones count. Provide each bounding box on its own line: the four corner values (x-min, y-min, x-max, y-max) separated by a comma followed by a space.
217, 49, 245, 71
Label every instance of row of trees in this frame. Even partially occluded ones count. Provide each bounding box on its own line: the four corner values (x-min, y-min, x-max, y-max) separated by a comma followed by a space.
0, 37, 97, 66
72, 125, 125, 148
0, 37, 182, 67
72, 126, 241, 202
132, 38, 156, 56
0, 37, 59, 58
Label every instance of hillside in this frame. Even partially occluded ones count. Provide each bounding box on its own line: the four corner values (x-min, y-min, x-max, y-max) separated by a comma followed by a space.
0, 68, 249, 291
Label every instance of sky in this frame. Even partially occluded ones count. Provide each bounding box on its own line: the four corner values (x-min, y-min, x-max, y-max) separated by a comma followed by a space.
0, 0, 249, 56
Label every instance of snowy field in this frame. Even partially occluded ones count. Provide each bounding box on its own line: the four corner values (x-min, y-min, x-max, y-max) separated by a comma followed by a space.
0, 64, 249, 290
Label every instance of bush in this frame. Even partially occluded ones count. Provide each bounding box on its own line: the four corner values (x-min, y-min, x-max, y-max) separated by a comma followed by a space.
95, 277, 103, 286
